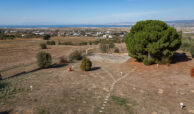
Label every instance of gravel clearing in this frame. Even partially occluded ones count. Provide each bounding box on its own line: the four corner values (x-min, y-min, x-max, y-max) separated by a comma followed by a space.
87, 53, 130, 63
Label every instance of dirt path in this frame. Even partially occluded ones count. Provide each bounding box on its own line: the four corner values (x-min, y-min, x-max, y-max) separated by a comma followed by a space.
87, 53, 130, 63
99, 68, 136, 113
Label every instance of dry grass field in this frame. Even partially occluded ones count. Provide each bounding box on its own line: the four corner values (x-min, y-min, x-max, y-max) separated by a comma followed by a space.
0, 36, 194, 114
0, 37, 96, 70
0, 53, 194, 114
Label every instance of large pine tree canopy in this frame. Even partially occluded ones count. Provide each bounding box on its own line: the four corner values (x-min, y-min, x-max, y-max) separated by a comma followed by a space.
125, 20, 182, 65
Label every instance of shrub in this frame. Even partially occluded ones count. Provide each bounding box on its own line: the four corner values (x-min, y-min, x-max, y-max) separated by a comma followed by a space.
114, 48, 120, 53
59, 56, 68, 64
99, 43, 109, 53
190, 45, 194, 58
47, 41, 55, 45
181, 42, 191, 52
109, 42, 115, 48
68, 50, 82, 62
143, 58, 155, 66
125, 20, 182, 65
80, 58, 92, 71
180, 38, 194, 52
43, 34, 51, 40
61, 42, 73, 45
40, 43, 47, 49
89, 41, 92, 45
79, 42, 88, 46
92, 41, 100, 45
36, 52, 52, 68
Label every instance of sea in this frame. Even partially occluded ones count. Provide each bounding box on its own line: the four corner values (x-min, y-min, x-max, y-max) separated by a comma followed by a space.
0, 25, 132, 28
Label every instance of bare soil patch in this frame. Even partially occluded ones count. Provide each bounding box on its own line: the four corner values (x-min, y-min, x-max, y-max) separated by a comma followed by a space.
87, 53, 130, 63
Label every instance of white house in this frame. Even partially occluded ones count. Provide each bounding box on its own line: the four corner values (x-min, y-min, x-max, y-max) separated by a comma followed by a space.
97, 32, 102, 36
103, 35, 107, 38
108, 35, 113, 39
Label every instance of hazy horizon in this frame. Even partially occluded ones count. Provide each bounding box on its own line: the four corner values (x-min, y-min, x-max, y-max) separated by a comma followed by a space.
0, 0, 194, 25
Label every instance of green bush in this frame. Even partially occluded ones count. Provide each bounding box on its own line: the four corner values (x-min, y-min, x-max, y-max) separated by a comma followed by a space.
43, 34, 51, 40
190, 46, 194, 58
109, 42, 115, 48
99, 43, 109, 53
47, 41, 55, 45
0, 34, 15, 40
161, 56, 172, 65
68, 50, 82, 62
180, 38, 194, 52
92, 41, 100, 45
61, 42, 73, 45
40, 43, 47, 49
143, 58, 155, 66
114, 48, 120, 53
59, 56, 68, 64
36, 52, 52, 68
99, 41, 115, 53
125, 20, 182, 65
89, 41, 92, 45
79, 42, 88, 46
181, 42, 190, 51
80, 58, 92, 71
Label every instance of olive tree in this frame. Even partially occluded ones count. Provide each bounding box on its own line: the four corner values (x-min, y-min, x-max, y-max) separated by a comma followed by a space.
125, 20, 182, 65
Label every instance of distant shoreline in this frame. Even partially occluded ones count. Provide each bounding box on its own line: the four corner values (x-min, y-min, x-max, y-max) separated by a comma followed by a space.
0, 25, 132, 29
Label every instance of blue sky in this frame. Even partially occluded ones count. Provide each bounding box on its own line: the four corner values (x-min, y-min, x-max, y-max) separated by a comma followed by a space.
0, 0, 194, 25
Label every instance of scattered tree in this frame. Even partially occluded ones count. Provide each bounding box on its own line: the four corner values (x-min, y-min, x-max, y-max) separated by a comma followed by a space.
43, 34, 51, 40
125, 20, 182, 65
114, 48, 120, 53
68, 50, 82, 62
36, 52, 52, 68
40, 43, 47, 49
80, 58, 92, 71
46, 41, 56, 45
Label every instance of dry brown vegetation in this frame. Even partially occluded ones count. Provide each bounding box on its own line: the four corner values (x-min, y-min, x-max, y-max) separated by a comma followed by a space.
0, 33, 194, 114
0, 53, 194, 114
0, 37, 96, 70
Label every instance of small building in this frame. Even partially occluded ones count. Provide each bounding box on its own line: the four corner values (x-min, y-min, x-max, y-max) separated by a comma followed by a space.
73, 33, 80, 36
108, 35, 113, 39
97, 32, 102, 36
102, 35, 107, 38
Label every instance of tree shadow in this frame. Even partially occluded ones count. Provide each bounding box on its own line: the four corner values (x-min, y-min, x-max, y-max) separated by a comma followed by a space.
0, 110, 12, 114
50, 63, 68, 69
171, 52, 192, 64
5, 68, 41, 80
90, 67, 101, 71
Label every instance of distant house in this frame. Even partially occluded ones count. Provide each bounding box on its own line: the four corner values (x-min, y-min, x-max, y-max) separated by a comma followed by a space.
73, 33, 80, 36
10, 30, 17, 33
21, 34, 25, 37
120, 35, 125, 37
103, 35, 107, 38
97, 32, 102, 36
32, 31, 45, 35
108, 35, 113, 39
105, 31, 111, 34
